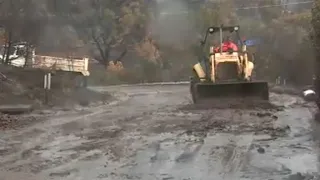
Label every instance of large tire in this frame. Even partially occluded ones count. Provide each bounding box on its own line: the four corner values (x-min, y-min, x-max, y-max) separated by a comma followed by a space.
190, 70, 200, 104
249, 70, 257, 82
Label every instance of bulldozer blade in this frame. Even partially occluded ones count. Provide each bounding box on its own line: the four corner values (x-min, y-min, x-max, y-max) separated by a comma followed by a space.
191, 81, 269, 103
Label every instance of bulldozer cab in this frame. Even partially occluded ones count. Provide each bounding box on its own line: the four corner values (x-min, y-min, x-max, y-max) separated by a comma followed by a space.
202, 26, 243, 52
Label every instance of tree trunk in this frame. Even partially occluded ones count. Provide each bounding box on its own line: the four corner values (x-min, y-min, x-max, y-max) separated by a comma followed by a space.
4, 30, 13, 65
23, 43, 30, 67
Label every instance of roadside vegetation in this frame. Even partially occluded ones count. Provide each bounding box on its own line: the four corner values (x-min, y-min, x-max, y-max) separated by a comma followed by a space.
0, 0, 316, 87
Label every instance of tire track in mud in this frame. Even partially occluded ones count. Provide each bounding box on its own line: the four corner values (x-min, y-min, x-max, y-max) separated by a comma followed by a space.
104, 84, 319, 180
0, 85, 191, 178
0, 83, 319, 180
221, 134, 254, 180
110, 90, 299, 180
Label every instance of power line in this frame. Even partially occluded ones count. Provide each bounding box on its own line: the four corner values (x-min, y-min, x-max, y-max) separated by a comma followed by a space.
232, 0, 307, 2
159, 1, 313, 15
236, 1, 313, 10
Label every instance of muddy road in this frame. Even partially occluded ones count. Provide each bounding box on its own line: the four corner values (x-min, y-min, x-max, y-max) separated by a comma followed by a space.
0, 84, 319, 180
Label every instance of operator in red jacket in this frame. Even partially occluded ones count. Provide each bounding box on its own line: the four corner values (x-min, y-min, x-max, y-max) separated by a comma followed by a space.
214, 36, 238, 53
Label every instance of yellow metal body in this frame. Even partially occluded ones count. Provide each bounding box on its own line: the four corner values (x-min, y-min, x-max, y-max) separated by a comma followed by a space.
192, 44, 254, 82
193, 63, 206, 81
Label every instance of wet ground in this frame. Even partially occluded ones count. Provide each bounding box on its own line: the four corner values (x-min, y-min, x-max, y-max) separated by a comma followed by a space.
0, 83, 319, 180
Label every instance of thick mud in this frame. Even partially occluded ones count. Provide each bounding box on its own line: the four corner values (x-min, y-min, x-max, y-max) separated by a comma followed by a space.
0, 84, 319, 180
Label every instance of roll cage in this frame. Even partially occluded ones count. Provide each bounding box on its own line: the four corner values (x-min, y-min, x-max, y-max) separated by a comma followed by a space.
200, 25, 243, 54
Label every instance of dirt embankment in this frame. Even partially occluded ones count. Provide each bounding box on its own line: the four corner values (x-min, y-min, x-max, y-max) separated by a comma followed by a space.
0, 65, 110, 108
0, 65, 111, 129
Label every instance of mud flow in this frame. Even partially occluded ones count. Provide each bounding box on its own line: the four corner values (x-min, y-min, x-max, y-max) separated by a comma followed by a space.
0, 84, 319, 180
183, 97, 279, 110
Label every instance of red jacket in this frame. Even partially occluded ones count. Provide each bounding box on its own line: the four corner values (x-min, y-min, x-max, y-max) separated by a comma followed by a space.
214, 41, 238, 53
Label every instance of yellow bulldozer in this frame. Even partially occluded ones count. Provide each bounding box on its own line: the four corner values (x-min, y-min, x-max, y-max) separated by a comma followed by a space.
190, 25, 269, 103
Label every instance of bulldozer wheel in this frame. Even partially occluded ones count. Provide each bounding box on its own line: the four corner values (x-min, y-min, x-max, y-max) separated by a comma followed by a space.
246, 70, 257, 82
190, 82, 198, 104
190, 70, 200, 104
250, 70, 257, 81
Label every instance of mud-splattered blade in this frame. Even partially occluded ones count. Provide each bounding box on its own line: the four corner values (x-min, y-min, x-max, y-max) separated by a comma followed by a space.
195, 81, 269, 100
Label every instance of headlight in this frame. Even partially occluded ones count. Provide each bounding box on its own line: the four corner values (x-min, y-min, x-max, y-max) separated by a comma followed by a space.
234, 26, 239, 31
209, 28, 214, 33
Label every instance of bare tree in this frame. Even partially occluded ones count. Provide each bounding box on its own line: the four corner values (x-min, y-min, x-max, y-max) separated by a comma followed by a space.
50, 0, 147, 67
312, 0, 320, 77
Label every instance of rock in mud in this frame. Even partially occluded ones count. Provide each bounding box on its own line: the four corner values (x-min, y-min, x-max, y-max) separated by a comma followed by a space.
257, 147, 265, 154
286, 172, 317, 180
256, 112, 273, 117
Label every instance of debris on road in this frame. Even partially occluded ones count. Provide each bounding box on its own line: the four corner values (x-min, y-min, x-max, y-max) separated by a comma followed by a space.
0, 113, 39, 130
257, 147, 265, 154
0, 104, 33, 115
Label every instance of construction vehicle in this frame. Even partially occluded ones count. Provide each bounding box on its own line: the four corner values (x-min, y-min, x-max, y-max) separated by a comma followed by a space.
190, 25, 269, 103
